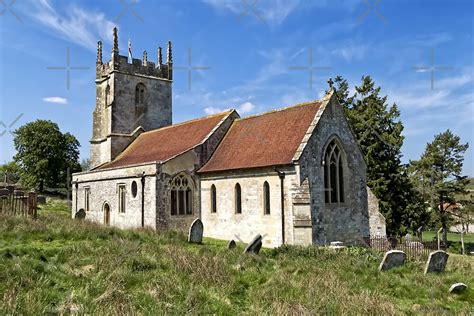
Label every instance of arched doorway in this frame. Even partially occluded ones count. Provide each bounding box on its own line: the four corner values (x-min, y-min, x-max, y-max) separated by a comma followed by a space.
103, 203, 110, 226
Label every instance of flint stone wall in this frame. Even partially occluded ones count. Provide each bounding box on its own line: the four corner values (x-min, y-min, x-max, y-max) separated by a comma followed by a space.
297, 94, 370, 245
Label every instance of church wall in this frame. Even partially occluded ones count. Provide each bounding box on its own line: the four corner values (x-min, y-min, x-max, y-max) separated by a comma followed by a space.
155, 112, 238, 233
200, 166, 297, 248
298, 95, 370, 245
367, 187, 386, 237
289, 176, 313, 246
156, 150, 201, 232
72, 163, 158, 230
111, 71, 172, 134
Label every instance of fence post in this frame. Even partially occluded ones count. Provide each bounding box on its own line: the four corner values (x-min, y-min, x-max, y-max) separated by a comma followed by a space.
28, 191, 37, 219
437, 227, 443, 250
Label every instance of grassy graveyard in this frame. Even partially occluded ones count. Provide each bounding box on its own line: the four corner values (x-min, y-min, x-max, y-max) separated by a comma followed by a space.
0, 200, 473, 315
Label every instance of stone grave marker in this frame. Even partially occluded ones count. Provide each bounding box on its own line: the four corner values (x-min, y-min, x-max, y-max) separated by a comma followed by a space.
329, 241, 346, 251
227, 240, 236, 249
378, 250, 406, 271
244, 234, 262, 254
449, 283, 468, 294
424, 250, 449, 274
75, 209, 86, 220
188, 218, 204, 244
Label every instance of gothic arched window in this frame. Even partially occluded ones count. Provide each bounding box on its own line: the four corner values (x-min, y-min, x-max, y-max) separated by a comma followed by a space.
170, 174, 193, 216
263, 181, 270, 215
324, 139, 345, 204
135, 83, 146, 105
210, 184, 217, 213
235, 183, 242, 214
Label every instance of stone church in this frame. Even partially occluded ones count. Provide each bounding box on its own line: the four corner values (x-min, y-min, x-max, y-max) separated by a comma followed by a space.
72, 28, 385, 248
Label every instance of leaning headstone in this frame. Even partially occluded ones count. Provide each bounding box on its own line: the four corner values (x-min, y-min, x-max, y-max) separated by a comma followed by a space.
405, 233, 412, 243
424, 250, 449, 274
244, 234, 263, 254
378, 250, 406, 271
227, 240, 236, 249
188, 218, 204, 244
75, 209, 86, 219
449, 283, 468, 294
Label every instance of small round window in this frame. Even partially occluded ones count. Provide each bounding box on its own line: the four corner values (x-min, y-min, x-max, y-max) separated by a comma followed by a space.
131, 181, 138, 198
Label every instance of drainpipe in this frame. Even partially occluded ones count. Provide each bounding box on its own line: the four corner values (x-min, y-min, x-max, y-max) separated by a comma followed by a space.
274, 168, 286, 245
140, 172, 146, 228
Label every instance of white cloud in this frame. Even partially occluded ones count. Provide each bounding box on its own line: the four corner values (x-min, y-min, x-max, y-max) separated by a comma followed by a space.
43, 96, 68, 104
203, 0, 301, 26
204, 106, 227, 115
203, 101, 256, 115
28, 0, 115, 51
239, 101, 255, 113
203, 0, 360, 26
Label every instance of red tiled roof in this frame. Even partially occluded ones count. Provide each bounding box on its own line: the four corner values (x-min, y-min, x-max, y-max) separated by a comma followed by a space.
198, 101, 322, 173
100, 111, 233, 169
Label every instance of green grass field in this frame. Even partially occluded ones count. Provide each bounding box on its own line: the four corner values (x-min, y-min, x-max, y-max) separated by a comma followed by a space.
422, 231, 474, 255
0, 201, 473, 314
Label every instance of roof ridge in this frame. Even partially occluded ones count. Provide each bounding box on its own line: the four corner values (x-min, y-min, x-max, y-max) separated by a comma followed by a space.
142, 109, 235, 135
237, 99, 321, 122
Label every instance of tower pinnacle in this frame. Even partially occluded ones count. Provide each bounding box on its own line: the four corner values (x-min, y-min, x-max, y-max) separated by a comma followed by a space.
112, 27, 119, 54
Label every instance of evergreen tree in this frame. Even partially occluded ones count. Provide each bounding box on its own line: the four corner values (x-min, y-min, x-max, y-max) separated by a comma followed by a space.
410, 130, 469, 245
13, 120, 81, 192
329, 76, 427, 235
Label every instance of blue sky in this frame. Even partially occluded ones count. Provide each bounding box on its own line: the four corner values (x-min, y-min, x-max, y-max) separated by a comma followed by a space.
0, 0, 473, 175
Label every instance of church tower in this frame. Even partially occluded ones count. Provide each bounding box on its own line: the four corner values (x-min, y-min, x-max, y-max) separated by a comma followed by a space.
90, 27, 173, 168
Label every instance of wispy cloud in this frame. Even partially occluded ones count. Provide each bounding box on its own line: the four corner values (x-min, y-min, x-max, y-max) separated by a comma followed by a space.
28, 0, 115, 51
204, 101, 256, 115
43, 96, 68, 104
203, 0, 361, 26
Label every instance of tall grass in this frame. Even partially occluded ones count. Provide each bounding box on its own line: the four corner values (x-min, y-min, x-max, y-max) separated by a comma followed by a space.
0, 202, 473, 315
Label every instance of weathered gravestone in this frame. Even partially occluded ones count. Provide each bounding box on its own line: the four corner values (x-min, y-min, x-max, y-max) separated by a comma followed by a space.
378, 250, 406, 271
188, 218, 204, 244
329, 241, 346, 251
227, 240, 236, 249
449, 283, 468, 294
75, 209, 86, 219
424, 250, 449, 274
244, 234, 262, 254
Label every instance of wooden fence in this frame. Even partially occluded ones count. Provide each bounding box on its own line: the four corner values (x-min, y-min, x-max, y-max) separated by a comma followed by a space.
365, 236, 441, 260
0, 186, 38, 219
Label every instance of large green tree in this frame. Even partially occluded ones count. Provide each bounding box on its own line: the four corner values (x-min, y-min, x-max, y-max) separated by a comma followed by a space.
0, 161, 21, 184
13, 120, 81, 192
409, 130, 469, 245
330, 76, 428, 235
